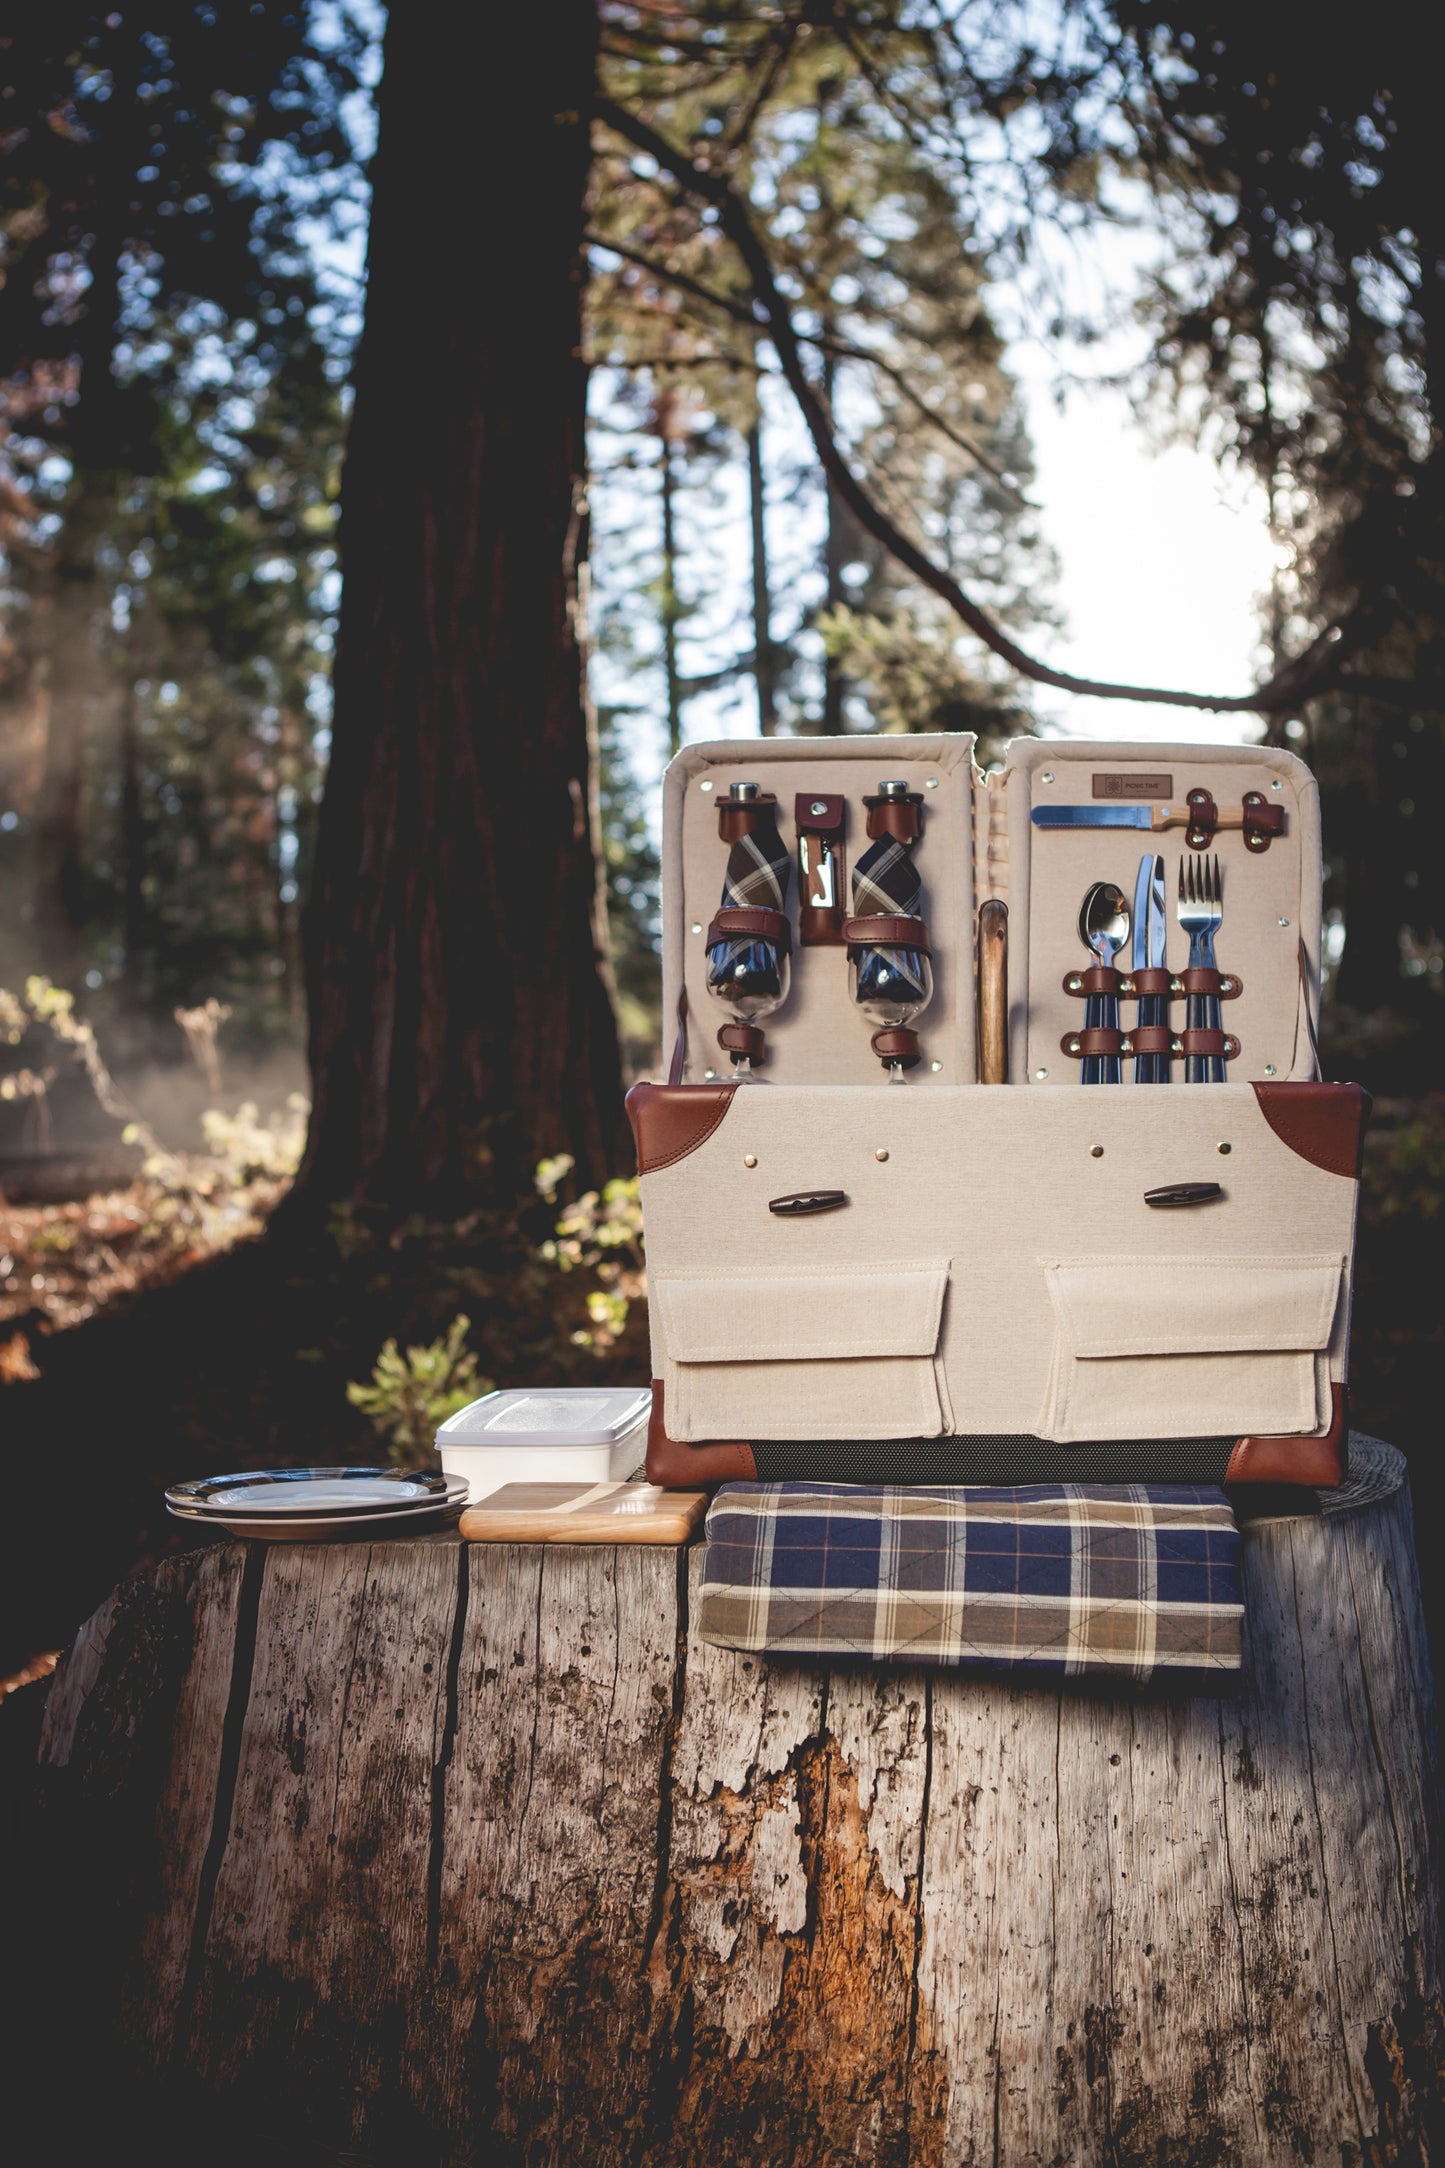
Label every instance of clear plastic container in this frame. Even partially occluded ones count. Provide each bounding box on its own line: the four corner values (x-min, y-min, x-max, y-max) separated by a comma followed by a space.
436, 1387, 651, 1502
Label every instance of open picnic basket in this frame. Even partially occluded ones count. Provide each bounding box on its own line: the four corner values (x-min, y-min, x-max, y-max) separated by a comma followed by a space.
627, 733, 1367, 1491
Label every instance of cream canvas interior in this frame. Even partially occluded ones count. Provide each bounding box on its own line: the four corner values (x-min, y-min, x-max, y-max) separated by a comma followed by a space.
660, 734, 1322, 1088
642, 1085, 1358, 1443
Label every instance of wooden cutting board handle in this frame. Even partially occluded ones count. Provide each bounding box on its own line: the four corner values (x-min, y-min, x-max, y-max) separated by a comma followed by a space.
977, 898, 1008, 1085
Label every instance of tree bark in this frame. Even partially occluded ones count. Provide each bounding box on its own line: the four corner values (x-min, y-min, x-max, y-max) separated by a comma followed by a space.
294, 0, 625, 1220
748, 414, 779, 734
30, 1440, 1445, 2165
658, 413, 683, 757
33, 556, 102, 985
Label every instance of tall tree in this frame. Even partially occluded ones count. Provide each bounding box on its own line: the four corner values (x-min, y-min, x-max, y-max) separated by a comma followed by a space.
292, 1, 625, 1220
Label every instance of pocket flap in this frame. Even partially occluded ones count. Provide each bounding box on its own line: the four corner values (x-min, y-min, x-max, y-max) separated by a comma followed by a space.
1043, 1254, 1343, 1360
654, 1263, 948, 1365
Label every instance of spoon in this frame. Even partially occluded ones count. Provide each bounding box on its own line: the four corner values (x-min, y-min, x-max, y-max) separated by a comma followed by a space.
1077, 881, 1130, 1084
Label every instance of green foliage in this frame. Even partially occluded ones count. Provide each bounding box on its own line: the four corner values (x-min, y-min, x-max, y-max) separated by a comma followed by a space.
345, 1315, 491, 1470
535, 1153, 646, 1354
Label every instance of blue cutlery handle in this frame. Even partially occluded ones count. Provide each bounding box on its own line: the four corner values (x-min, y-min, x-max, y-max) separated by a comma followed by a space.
1185, 934, 1206, 1082
1201, 937, 1225, 1083
1082, 989, 1101, 1084
1099, 985, 1122, 1084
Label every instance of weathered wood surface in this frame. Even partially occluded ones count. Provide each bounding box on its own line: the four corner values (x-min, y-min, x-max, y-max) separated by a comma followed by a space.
34, 1439, 1445, 2165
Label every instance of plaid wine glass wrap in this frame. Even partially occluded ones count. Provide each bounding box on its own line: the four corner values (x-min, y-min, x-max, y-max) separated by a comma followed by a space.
706, 809, 792, 986
851, 832, 927, 1003
698, 1481, 1244, 1685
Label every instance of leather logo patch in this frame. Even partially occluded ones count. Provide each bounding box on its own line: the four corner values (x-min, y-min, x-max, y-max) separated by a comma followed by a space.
1093, 772, 1173, 798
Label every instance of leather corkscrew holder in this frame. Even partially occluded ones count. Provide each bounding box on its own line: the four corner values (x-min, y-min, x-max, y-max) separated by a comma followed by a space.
795, 793, 846, 945
1060, 963, 1242, 1068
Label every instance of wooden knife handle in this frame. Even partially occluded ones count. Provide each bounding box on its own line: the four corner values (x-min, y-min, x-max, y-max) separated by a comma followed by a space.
977, 899, 1009, 1085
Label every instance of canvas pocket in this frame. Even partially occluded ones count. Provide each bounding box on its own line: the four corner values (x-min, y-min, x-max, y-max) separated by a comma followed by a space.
1037, 1253, 1344, 1442
651, 1262, 949, 1441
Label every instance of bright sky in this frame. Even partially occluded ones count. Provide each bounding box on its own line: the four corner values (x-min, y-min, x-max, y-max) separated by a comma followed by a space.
1015, 364, 1277, 750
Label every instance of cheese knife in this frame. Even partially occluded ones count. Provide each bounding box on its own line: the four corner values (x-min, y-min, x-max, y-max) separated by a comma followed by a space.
1033, 804, 1255, 832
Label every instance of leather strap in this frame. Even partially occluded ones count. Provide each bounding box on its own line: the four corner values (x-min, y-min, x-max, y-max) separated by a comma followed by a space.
707, 905, 792, 953
843, 913, 932, 953
862, 791, 923, 843
1063, 1026, 1125, 1057
717, 1020, 765, 1059
1063, 964, 1123, 997
1180, 965, 1241, 999
1185, 786, 1218, 848
1128, 1024, 1176, 1056
1177, 1027, 1240, 1059
717, 791, 778, 843
1128, 966, 1174, 998
1242, 789, 1286, 852
667, 987, 688, 1086
869, 1026, 921, 1067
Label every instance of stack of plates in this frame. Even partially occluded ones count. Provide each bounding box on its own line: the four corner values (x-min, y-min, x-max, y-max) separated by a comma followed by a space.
165, 1466, 469, 1542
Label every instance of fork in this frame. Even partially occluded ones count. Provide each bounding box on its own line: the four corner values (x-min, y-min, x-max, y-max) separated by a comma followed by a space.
1176, 854, 1224, 1082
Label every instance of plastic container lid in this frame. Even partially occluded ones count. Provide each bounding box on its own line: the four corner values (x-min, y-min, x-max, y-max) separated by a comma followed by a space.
436, 1387, 652, 1451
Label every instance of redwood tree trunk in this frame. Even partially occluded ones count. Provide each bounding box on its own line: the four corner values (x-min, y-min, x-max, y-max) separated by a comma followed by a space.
294, 0, 624, 1218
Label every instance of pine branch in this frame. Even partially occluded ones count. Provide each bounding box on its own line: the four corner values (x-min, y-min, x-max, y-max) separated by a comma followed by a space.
587, 227, 1029, 498
593, 97, 1354, 717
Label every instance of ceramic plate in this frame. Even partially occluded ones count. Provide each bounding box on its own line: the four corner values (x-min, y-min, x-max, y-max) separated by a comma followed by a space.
166, 1466, 463, 1517
166, 1493, 467, 1542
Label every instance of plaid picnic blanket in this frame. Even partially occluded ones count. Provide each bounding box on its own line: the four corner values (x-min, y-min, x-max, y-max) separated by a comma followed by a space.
697, 1481, 1243, 1685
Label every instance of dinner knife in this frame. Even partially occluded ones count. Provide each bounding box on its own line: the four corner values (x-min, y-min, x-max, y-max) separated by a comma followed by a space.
1033, 804, 1257, 832
1131, 854, 1155, 1083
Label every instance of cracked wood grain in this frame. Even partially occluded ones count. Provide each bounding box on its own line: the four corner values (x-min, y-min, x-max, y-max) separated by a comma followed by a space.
33, 1443, 1445, 2165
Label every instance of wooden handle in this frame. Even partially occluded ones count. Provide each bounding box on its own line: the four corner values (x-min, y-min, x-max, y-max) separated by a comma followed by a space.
977, 898, 1008, 1085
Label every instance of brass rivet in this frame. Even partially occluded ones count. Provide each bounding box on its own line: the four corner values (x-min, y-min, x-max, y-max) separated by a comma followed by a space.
875, 1148, 889, 1162
930, 1059, 943, 1072
1090, 1144, 1104, 1158
1279, 916, 1291, 928
809, 799, 828, 816
1271, 779, 1284, 791
690, 922, 703, 935
925, 777, 939, 789
743, 1154, 757, 1168
1218, 1142, 1232, 1155
703, 1068, 716, 1080
1034, 1067, 1049, 1080
1041, 770, 1055, 784
700, 779, 713, 792
1264, 1063, 1277, 1076
1067, 975, 1083, 992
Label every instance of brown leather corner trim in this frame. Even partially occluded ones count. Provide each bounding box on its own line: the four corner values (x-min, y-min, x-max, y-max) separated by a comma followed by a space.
1251, 1081, 1371, 1180
646, 1381, 756, 1488
1225, 1384, 1346, 1487
842, 914, 932, 954
626, 1082, 737, 1175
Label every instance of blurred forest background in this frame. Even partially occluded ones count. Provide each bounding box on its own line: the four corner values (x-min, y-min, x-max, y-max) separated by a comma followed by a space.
0, 2, 1442, 1688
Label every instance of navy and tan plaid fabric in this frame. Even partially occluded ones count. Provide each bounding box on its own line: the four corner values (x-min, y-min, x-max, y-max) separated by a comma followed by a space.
706, 807, 791, 992
698, 1481, 1243, 1684
851, 829, 927, 1005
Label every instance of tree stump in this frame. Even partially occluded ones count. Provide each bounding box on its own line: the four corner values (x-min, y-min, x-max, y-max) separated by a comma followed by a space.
32, 1440, 1444, 2165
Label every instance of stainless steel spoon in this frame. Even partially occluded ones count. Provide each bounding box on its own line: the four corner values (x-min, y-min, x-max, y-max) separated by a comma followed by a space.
1077, 881, 1130, 1083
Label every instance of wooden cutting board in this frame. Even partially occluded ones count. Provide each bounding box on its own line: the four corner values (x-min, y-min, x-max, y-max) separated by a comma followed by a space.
459, 1480, 708, 1545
